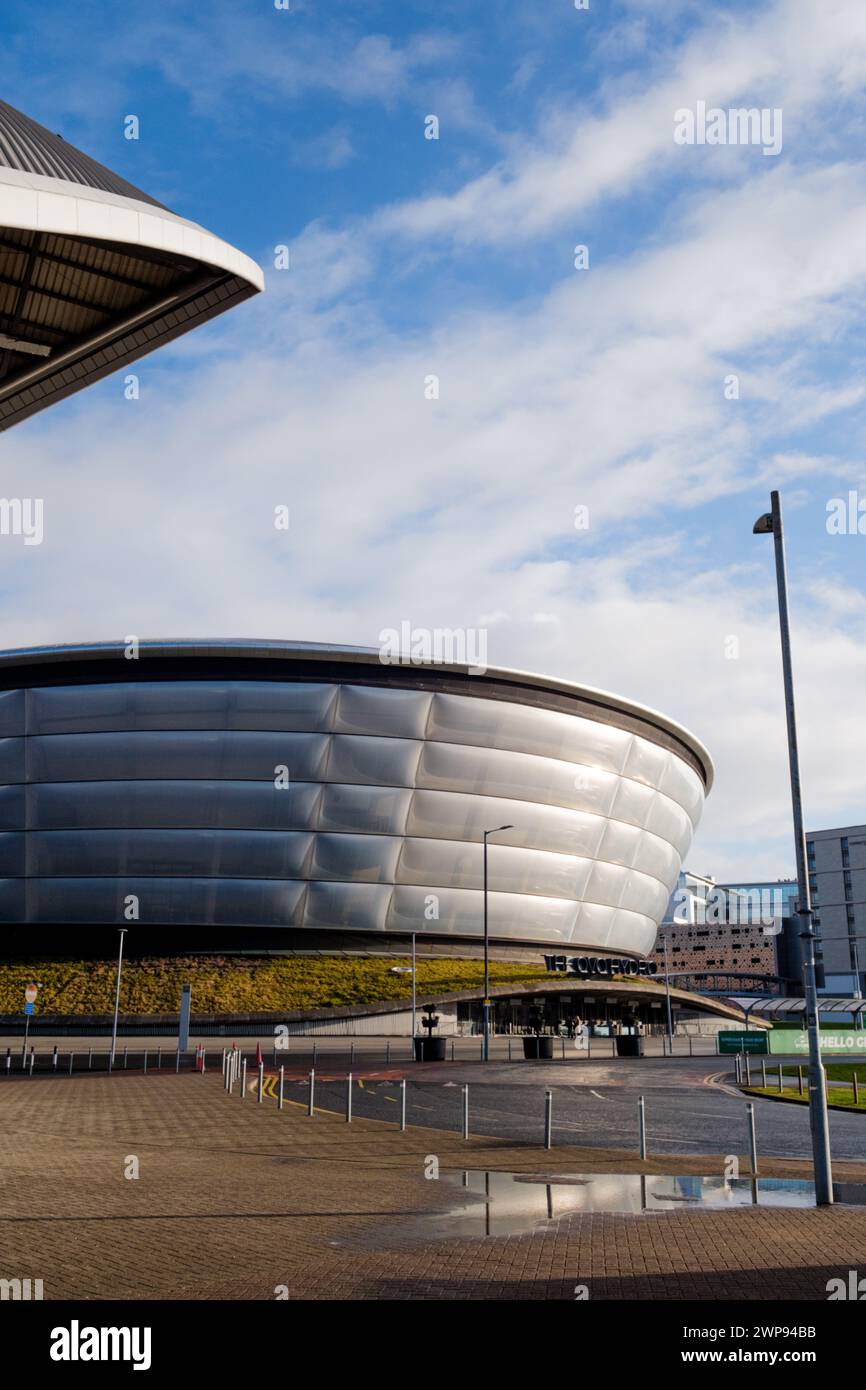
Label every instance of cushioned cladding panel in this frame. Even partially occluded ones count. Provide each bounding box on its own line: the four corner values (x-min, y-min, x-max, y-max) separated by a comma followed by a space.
0, 679, 705, 948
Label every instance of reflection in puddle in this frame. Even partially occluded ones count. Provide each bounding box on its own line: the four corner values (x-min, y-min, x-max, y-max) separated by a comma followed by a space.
421, 1171, 816, 1238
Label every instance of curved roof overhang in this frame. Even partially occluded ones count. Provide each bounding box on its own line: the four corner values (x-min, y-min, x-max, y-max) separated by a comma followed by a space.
0, 638, 714, 789
0, 101, 263, 430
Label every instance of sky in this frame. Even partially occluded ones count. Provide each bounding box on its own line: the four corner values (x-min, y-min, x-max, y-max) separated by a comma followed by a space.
0, 0, 865, 884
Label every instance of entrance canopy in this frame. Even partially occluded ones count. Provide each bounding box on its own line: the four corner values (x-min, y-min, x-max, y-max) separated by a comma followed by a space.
0, 99, 263, 430
728, 995, 866, 1021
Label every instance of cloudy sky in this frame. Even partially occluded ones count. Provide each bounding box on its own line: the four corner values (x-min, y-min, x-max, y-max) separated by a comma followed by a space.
1, 0, 865, 883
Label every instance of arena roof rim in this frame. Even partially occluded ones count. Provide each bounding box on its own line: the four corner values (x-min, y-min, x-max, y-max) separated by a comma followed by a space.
0, 639, 714, 791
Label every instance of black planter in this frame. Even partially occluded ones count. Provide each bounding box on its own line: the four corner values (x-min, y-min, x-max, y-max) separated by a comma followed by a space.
615, 1035, 644, 1058
522, 1035, 554, 1060
414, 1036, 447, 1062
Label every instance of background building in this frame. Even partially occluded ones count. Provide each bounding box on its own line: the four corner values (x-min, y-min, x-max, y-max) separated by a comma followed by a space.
0, 639, 711, 960
654, 871, 796, 994
807, 825, 866, 995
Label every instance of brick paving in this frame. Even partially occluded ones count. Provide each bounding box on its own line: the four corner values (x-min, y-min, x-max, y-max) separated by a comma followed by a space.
0, 1071, 864, 1300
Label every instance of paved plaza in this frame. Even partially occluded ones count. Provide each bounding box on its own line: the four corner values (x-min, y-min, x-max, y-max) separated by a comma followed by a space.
1, 1067, 865, 1300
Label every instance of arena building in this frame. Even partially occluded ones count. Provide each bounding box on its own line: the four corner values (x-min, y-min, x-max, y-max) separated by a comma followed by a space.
0, 99, 262, 431
0, 640, 712, 961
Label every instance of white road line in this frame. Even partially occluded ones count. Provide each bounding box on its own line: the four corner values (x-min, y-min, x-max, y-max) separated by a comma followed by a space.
590, 1090, 606, 1101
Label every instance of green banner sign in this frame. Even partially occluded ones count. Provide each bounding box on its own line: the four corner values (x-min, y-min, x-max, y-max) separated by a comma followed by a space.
768, 1029, 866, 1055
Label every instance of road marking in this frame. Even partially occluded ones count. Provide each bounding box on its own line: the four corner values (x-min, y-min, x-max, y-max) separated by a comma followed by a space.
590, 1090, 606, 1101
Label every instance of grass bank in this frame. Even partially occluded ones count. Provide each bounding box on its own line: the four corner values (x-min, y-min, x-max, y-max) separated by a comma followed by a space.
0, 955, 549, 1016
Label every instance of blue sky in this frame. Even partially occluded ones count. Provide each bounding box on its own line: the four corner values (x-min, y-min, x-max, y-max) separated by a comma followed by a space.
1, 0, 865, 881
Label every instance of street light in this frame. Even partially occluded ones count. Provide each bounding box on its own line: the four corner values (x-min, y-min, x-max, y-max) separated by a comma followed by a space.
109, 927, 128, 1069
660, 928, 674, 1053
753, 490, 833, 1205
482, 825, 513, 1061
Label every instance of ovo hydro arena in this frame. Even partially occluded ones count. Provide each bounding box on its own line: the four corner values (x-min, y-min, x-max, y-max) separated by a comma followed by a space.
0, 641, 712, 962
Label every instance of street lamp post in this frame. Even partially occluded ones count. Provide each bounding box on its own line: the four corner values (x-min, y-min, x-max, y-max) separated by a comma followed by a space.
411, 931, 417, 1046
482, 825, 513, 1062
662, 930, 674, 1053
754, 490, 833, 1205
110, 927, 128, 1068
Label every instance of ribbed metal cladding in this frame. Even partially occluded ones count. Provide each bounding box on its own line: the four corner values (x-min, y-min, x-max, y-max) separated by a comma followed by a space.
0, 99, 166, 209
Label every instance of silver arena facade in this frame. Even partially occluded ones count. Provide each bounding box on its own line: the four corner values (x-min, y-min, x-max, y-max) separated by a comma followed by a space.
0, 642, 712, 959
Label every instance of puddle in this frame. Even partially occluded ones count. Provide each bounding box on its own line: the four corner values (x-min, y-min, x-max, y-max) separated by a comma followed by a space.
414, 1171, 818, 1237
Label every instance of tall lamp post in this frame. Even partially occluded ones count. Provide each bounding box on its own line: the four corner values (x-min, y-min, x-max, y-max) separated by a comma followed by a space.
753, 490, 833, 1205
482, 825, 513, 1062
109, 927, 128, 1069
661, 929, 674, 1053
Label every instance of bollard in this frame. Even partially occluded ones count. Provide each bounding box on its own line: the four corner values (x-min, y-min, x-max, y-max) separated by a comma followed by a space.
68, 1052, 74, 1075
308, 1069, 315, 1117
400, 1077, 406, 1131
462, 1083, 469, 1140
639, 1095, 647, 1160
747, 1102, 758, 1176
52, 1046, 58, 1071
561, 1037, 565, 1060
241, 1058, 247, 1099
761, 1059, 767, 1088
346, 1072, 353, 1123
798, 1066, 804, 1096
278, 1064, 284, 1111
451, 1040, 455, 1062
29, 1049, 34, 1076
157, 1047, 162, 1070
386, 1040, 391, 1066
350, 1041, 355, 1068
175, 1047, 181, 1074
201, 1047, 206, 1075
689, 1036, 693, 1057
5, 1047, 10, 1074
123, 1048, 128, 1070
745, 1053, 752, 1086
854, 1073, 860, 1105
258, 1062, 264, 1104
88, 1047, 93, 1071
777, 1064, 783, 1093
143, 1050, 148, 1075
544, 1089, 553, 1150
479, 1038, 483, 1062
508, 1037, 512, 1062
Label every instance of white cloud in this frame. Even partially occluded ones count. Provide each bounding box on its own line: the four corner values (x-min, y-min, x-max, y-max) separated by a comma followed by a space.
379, 0, 866, 247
